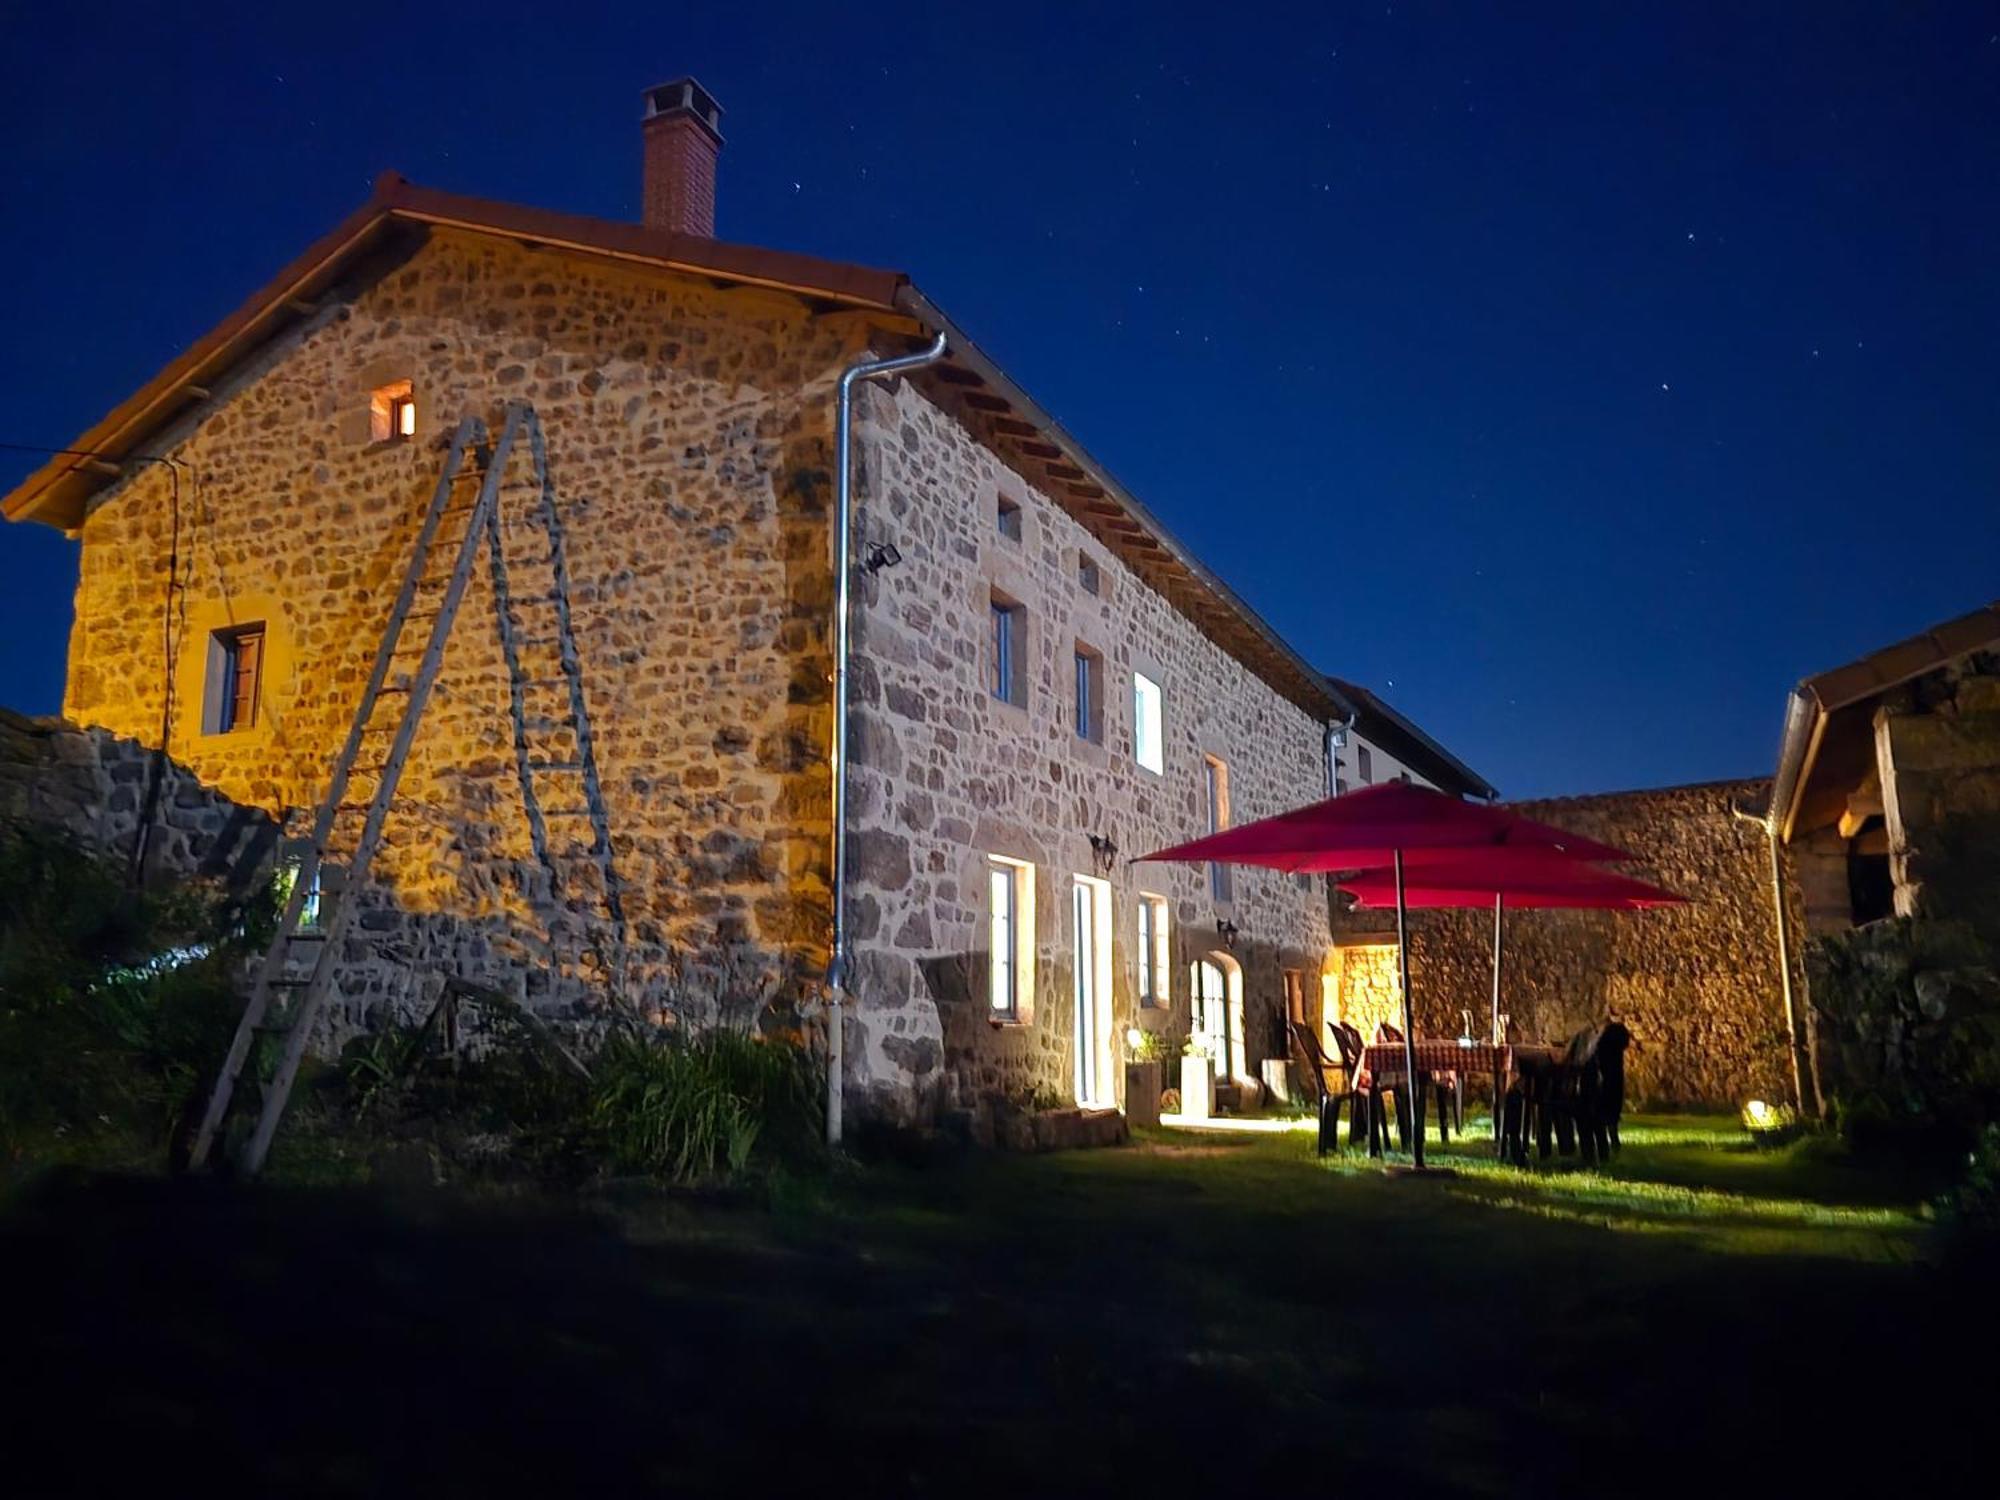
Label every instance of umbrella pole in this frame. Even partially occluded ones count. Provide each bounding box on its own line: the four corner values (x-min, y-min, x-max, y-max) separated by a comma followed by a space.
1492, 892, 1505, 1153
1491, 893, 1504, 1045
1394, 849, 1423, 1168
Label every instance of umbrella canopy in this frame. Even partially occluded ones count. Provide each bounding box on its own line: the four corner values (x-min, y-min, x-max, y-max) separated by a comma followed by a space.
1136, 782, 1632, 873
1339, 863, 1686, 910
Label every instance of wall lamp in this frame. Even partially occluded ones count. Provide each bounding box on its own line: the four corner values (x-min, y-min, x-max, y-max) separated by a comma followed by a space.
1215, 918, 1240, 951
863, 541, 903, 574
1088, 833, 1119, 875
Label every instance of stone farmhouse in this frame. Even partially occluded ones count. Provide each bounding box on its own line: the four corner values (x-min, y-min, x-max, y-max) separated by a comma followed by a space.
3, 80, 1487, 1131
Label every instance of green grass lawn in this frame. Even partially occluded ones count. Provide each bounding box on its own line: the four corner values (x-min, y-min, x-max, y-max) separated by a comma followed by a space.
2, 1115, 1987, 1496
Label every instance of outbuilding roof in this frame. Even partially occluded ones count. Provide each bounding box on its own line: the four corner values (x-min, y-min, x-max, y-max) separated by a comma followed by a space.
1769, 598, 2000, 841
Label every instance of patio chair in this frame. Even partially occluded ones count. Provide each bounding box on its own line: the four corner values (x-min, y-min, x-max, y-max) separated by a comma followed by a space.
1541, 1025, 1605, 1163
1373, 1021, 1461, 1144
1289, 1021, 1370, 1156
1331, 1022, 1398, 1156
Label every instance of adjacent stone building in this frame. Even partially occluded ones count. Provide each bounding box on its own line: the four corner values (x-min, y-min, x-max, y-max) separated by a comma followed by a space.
1767, 602, 2000, 1136
2, 81, 1487, 1130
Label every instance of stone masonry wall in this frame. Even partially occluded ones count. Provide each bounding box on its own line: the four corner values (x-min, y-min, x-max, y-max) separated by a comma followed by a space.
0, 709, 278, 893
842, 376, 1336, 1121
1334, 780, 1803, 1107
60, 229, 858, 1043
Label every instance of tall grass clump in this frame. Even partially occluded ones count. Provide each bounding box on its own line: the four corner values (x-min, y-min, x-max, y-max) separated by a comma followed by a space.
587, 1027, 821, 1184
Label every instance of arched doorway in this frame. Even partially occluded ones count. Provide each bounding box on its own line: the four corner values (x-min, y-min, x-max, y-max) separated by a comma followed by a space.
1191, 951, 1246, 1086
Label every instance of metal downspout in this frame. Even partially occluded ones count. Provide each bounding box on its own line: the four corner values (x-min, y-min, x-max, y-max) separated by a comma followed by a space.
1733, 802, 1815, 1117
827, 331, 948, 1147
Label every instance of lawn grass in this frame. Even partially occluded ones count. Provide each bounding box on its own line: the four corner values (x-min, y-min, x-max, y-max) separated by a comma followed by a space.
1, 1114, 1987, 1496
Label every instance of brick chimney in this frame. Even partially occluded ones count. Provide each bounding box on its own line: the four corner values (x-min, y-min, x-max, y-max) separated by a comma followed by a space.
641, 77, 724, 237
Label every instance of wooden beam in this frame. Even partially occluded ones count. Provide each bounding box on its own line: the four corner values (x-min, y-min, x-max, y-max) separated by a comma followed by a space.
962, 391, 1010, 412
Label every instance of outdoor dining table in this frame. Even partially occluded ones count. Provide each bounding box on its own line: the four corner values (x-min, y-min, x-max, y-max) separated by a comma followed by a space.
1360, 1039, 1559, 1155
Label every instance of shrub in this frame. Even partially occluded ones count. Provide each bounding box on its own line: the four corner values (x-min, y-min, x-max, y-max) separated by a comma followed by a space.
0, 828, 272, 1162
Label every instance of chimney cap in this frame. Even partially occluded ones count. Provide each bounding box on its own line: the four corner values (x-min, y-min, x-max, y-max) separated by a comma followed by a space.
642, 76, 724, 146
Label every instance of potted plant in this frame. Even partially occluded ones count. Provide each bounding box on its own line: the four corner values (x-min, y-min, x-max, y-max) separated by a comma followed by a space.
1124, 1027, 1165, 1127
1179, 1035, 1215, 1122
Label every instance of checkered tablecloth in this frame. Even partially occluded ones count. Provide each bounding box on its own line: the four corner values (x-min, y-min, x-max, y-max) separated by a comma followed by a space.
1360, 1041, 1556, 1084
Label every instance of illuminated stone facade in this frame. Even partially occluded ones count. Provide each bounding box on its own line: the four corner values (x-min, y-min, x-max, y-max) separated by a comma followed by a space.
51, 229, 1339, 1122
844, 377, 1335, 1120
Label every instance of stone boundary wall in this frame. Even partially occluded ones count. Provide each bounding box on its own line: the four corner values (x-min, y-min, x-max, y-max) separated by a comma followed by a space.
1332, 779, 1803, 1108
0, 708, 278, 891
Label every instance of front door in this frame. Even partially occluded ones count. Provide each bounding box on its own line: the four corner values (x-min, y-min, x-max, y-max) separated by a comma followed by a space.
1072, 876, 1109, 1106
1193, 958, 1229, 1073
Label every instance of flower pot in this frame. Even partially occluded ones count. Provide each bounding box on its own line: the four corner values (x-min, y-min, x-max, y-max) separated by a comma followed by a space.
1179, 1054, 1214, 1122
1125, 1060, 1162, 1127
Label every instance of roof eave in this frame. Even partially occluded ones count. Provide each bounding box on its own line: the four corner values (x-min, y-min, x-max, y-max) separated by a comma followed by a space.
893, 283, 1353, 724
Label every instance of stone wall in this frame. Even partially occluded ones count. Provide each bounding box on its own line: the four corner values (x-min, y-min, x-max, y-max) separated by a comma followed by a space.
1333, 780, 1802, 1108
1876, 665, 2000, 934
0, 709, 278, 893
59, 229, 858, 1041
842, 377, 1337, 1121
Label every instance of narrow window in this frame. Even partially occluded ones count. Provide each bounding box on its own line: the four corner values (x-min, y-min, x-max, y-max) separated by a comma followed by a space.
1133, 671, 1164, 774
1357, 745, 1374, 784
987, 856, 1034, 1022
1077, 553, 1101, 595
1073, 643, 1104, 743
1283, 969, 1306, 1025
996, 494, 1022, 542
1205, 754, 1233, 903
369, 379, 416, 443
990, 593, 1026, 707
275, 856, 323, 934
1138, 894, 1170, 1008
205, 624, 265, 734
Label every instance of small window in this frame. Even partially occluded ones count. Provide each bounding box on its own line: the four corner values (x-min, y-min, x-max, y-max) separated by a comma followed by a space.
1204, 754, 1233, 903
370, 379, 417, 443
1357, 745, 1374, 784
1133, 671, 1164, 774
990, 593, 1027, 707
988, 856, 1034, 1023
996, 494, 1022, 542
1077, 553, 1101, 595
1073, 643, 1104, 743
1138, 894, 1170, 1008
205, 624, 265, 734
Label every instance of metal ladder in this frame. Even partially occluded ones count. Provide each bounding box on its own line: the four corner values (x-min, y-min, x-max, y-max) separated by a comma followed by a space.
190, 406, 531, 1176
484, 406, 629, 989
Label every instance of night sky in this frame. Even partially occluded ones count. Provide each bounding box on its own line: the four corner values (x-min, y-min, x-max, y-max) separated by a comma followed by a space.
3, 2, 1995, 799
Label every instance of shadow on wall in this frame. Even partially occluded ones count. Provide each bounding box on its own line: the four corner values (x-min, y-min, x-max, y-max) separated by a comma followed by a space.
0, 712, 802, 1051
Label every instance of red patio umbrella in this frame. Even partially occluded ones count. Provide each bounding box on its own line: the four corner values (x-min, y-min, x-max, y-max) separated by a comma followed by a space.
1138, 783, 1632, 1168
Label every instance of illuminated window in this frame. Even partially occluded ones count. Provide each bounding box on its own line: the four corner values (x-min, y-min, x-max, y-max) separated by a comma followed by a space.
1133, 671, 1164, 774
990, 593, 1026, 706
1205, 754, 1233, 902
369, 379, 417, 443
274, 856, 323, 934
996, 494, 1022, 542
204, 624, 265, 734
988, 856, 1034, 1023
1138, 894, 1170, 1008
1073, 643, 1104, 743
